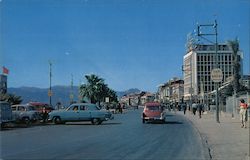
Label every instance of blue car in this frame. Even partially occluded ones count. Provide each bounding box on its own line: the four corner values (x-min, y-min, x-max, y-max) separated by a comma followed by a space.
48, 103, 113, 125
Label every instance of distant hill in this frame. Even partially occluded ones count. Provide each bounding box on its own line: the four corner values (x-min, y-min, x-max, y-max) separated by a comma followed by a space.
8, 86, 79, 107
8, 86, 141, 106
116, 88, 141, 98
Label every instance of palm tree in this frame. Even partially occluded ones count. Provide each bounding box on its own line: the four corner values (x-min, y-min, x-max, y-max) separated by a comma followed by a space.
0, 93, 22, 105
106, 88, 118, 103
79, 74, 106, 104
79, 74, 118, 104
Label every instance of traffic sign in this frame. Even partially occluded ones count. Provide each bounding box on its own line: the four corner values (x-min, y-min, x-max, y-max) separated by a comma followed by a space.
105, 97, 109, 103
211, 68, 223, 83
48, 90, 53, 97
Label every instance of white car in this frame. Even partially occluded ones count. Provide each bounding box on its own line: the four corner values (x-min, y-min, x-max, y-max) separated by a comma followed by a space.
11, 104, 41, 125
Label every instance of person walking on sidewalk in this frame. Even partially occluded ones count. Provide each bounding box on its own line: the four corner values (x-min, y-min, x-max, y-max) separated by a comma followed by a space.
192, 103, 197, 115
182, 103, 187, 115
198, 103, 203, 118
239, 99, 248, 128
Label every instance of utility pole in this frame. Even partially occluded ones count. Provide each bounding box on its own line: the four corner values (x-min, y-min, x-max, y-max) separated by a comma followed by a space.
197, 20, 221, 123
70, 74, 74, 104
48, 61, 52, 106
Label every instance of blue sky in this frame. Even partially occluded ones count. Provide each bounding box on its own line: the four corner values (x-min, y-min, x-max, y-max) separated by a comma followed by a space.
1, 0, 249, 92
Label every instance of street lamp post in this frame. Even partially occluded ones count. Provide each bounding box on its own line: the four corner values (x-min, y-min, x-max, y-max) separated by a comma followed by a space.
197, 20, 220, 123
48, 61, 52, 106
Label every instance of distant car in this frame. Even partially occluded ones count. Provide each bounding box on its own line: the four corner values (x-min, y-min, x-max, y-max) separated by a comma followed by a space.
142, 102, 166, 123
11, 104, 41, 125
48, 103, 114, 125
0, 101, 13, 129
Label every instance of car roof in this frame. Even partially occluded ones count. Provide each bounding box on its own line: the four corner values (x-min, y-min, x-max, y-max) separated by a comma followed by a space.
70, 103, 95, 106
28, 102, 49, 105
12, 104, 28, 107
145, 102, 161, 107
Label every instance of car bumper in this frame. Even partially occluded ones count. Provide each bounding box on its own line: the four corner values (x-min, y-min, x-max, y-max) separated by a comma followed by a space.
105, 114, 114, 121
144, 117, 164, 120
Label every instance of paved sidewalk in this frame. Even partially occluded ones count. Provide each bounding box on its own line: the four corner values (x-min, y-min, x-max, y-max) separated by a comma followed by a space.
180, 111, 250, 160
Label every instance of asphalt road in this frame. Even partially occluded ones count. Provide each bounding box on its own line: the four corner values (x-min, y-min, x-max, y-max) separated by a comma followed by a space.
1, 109, 209, 160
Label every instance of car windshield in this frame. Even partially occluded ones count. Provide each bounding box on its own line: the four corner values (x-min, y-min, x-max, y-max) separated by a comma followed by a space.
66, 106, 73, 111
146, 106, 160, 111
27, 106, 36, 111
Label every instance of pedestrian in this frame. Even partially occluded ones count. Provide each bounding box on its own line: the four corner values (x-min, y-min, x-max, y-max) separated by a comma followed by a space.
56, 102, 61, 110
42, 107, 48, 123
198, 103, 203, 118
117, 103, 122, 114
173, 103, 177, 114
239, 99, 248, 128
182, 103, 187, 115
192, 103, 197, 115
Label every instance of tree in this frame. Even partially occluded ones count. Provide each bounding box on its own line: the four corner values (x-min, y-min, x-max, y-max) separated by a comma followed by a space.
0, 93, 22, 105
106, 88, 118, 103
79, 74, 118, 104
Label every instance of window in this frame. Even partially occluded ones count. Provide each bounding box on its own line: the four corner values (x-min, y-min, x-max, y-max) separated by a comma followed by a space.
12, 106, 17, 111
18, 106, 26, 111
80, 106, 86, 110
72, 106, 78, 111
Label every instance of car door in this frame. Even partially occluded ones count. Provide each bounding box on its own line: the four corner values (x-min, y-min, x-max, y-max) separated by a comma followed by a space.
88, 104, 103, 119
78, 105, 91, 121
67, 105, 80, 121
17, 106, 26, 120
11, 106, 18, 120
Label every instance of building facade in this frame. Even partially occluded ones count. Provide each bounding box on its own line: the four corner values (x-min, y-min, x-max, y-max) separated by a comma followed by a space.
120, 91, 156, 106
183, 43, 243, 103
157, 77, 184, 103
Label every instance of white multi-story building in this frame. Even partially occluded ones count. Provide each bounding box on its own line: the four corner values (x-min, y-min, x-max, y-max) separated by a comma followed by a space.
183, 43, 243, 103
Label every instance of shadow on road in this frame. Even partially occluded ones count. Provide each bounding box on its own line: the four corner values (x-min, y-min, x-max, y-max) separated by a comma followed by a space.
146, 121, 183, 125
165, 121, 183, 124
64, 122, 122, 126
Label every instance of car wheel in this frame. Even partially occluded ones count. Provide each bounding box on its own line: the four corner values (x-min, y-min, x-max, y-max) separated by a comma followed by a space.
142, 118, 145, 124
53, 117, 62, 124
91, 118, 100, 125
0, 123, 4, 130
162, 118, 166, 124
23, 117, 31, 127
98, 121, 103, 125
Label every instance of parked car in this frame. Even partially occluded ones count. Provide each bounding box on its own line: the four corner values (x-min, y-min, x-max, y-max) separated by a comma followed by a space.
142, 102, 166, 123
48, 103, 114, 125
28, 102, 54, 114
11, 104, 41, 125
0, 101, 13, 129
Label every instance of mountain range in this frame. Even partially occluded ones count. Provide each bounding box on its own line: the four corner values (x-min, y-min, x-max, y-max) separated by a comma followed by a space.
8, 86, 141, 106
